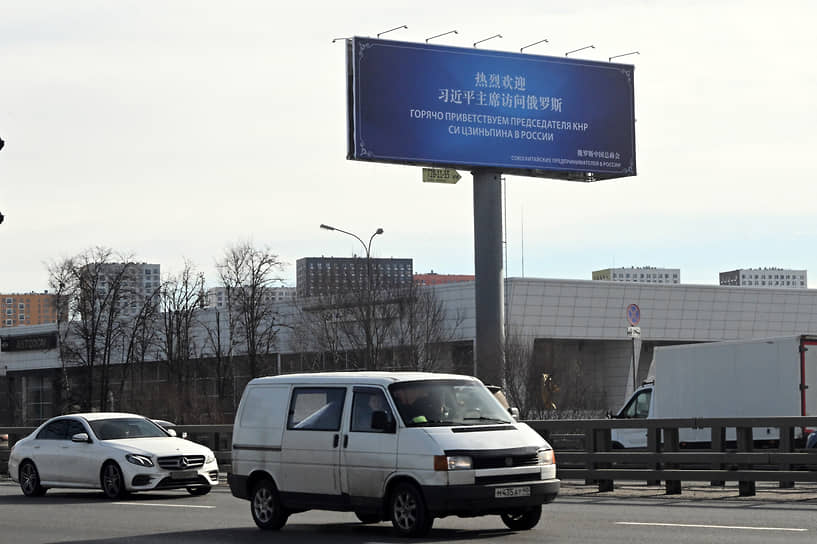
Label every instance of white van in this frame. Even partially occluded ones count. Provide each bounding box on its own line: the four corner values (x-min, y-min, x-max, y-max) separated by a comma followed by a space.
228, 372, 559, 536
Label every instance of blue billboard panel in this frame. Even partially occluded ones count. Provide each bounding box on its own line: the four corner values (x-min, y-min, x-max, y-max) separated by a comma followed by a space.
347, 38, 636, 181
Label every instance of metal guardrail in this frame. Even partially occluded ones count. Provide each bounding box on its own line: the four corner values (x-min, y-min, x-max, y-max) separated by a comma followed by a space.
4, 417, 817, 497
527, 417, 817, 496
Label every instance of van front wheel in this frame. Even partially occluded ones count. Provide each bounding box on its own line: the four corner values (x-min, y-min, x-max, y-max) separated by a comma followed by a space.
389, 482, 433, 537
250, 479, 288, 530
500, 505, 542, 530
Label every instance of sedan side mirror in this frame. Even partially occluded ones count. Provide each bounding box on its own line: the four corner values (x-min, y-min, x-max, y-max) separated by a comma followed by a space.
71, 433, 90, 443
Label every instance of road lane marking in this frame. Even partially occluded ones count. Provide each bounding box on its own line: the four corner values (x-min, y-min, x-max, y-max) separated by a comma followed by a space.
617, 522, 806, 532
114, 502, 215, 509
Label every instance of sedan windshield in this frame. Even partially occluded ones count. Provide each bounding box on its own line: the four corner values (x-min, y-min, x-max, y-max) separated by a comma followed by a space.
389, 380, 512, 427
90, 418, 168, 440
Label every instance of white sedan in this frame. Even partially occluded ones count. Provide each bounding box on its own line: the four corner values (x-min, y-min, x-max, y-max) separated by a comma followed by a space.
8, 412, 219, 499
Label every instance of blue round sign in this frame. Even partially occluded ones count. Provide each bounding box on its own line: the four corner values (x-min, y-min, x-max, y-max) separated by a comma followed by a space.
626, 303, 640, 326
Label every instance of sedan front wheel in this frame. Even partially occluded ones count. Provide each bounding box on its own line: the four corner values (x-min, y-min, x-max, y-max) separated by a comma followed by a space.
101, 462, 128, 500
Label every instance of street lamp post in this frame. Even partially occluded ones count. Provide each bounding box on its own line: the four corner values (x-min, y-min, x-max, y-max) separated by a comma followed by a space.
320, 224, 384, 369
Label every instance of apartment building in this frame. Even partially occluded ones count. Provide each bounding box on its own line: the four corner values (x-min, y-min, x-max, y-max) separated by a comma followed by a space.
1, 292, 60, 328
296, 257, 413, 298
719, 268, 808, 289
592, 266, 681, 285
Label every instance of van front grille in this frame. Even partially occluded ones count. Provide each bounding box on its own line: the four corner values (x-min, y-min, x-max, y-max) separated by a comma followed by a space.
472, 454, 538, 469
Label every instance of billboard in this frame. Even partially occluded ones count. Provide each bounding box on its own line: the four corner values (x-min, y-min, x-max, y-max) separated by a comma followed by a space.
347, 37, 636, 181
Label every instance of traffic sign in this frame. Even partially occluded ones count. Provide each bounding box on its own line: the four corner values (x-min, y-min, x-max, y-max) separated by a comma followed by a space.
422, 168, 461, 184
626, 303, 640, 326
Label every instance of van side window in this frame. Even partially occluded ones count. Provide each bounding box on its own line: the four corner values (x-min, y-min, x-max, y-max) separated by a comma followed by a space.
351, 388, 391, 433
287, 387, 346, 431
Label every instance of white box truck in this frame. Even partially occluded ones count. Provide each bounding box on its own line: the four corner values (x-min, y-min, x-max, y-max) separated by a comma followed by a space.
611, 335, 817, 448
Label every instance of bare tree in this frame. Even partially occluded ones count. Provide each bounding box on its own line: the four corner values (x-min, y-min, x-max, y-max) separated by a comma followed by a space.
503, 330, 537, 418
115, 283, 161, 410
295, 281, 462, 372
290, 305, 347, 371
216, 242, 286, 378
154, 261, 205, 420
392, 283, 463, 372
47, 247, 148, 411
198, 305, 239, 401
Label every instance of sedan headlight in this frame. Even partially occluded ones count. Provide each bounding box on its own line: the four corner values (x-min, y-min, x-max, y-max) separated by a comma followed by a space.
205, 453, 216, 464
434, 455, 473, 471
537, 448, 555, 466
126, 454, 154, 467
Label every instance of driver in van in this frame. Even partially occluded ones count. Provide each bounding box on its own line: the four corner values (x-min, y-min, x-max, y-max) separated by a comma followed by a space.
394, 384, 445, 424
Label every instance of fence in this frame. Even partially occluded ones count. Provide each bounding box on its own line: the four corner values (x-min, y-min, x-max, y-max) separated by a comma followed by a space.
4, 417, 817, 497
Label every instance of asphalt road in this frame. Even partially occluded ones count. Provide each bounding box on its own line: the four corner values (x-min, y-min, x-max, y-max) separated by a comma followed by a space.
2, 478, 817, 543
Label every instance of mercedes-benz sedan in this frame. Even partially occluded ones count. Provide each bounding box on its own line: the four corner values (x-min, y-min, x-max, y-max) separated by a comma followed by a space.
8, 412, 219, 499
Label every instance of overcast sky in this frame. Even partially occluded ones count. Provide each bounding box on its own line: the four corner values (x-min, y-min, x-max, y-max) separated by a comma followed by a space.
2, 0, 816, 292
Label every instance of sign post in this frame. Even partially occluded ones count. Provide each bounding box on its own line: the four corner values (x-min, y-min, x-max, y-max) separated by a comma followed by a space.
626, 304, 641, 395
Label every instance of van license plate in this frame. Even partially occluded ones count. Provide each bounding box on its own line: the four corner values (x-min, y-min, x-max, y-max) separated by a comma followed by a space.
495, 486, 530, 498
170, 470, 197, 480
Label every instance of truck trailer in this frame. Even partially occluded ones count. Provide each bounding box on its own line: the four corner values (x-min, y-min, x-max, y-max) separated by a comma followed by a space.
611, 335, 817, 448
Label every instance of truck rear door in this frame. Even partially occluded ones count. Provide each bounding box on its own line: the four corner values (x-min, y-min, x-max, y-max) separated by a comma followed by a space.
802, 338, 817, 416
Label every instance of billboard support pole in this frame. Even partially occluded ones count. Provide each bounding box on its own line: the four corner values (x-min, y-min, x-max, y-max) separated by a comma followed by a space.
473, 170, 505, 387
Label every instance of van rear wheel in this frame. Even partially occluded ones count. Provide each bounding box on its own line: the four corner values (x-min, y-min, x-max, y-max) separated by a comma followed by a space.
250, 479, 288, 530
389, 482, 433, 537
500, 505, 542, 530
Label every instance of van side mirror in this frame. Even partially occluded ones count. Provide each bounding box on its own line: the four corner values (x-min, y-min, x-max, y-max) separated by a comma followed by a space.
509, 407, 520, 420
371, 410, 396, 433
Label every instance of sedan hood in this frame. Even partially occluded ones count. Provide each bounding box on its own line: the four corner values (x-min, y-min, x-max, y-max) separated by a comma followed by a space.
101, 437, 213, 457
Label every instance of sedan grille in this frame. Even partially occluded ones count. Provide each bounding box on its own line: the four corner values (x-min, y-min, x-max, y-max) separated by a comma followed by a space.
157, 455, 205, 470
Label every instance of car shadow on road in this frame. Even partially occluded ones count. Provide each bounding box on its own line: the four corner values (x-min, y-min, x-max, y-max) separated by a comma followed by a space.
0, 489, 210, 506
56, 523, 517, 543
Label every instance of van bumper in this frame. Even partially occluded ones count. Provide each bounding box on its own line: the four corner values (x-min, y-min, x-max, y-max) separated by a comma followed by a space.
421, 478, 559, 516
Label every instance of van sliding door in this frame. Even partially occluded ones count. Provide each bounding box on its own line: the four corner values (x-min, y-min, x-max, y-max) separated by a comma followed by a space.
280, 387, 347, 502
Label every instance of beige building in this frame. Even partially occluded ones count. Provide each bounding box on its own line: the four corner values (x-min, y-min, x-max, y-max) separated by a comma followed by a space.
1, 292, 60, 328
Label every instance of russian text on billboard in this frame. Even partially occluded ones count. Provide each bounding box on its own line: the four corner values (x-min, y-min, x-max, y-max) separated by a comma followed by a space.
347, 38, 636, 181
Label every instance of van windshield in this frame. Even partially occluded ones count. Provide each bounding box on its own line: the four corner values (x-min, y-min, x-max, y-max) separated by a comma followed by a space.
389, 380, 512, 427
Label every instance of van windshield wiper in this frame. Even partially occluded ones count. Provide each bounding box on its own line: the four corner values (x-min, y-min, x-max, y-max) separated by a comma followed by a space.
462, 416, 512, 424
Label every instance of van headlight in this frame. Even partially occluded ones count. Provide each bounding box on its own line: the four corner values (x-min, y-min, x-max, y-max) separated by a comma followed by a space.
126, 454, 154, 467
537, 448, 555, 466
434, 455, 472, 471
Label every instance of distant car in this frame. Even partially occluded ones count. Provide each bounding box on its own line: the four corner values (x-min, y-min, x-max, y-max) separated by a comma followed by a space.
0, 433, 8, 442
151, 419, 188, 439
8, 412, 218, 499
